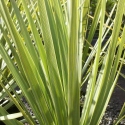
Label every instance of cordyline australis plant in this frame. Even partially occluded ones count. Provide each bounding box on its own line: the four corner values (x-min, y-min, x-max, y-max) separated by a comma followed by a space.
0, 0, 125, 124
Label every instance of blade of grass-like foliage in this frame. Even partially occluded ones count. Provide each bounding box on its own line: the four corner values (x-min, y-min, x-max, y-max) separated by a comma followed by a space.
14, 0, 49, 80
103, 3, 116, 35
82, 0, 101, 64
0, 1, 54, 124
88, 0, 125, 124
0, 106, 23, 125
0, 112, 23, 120
0, 81, 34, 125
0, 0, 125, 125
10, 2, 54, 120
0, 25, 25, 78
114, 103, 125, 125
51, 0, 68, 100
80, 0, 106, 124
0, 70, 37, 124
10, 0, 38, 58
120, 72, 125, 79
67, 1, 79, 125
0, 43, 45, 124
38, 0, 67, 124
78, 0, 90, 82
81, 5, 117, 81
93, 35, 125, 124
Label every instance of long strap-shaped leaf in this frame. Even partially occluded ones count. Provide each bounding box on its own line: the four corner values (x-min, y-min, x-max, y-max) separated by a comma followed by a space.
0, 106, 23, 125
51, 0, 68, 101
80, 0, 106, 124
67, 1, 79, 125
0, 1, 54, 124
89, 0, 125, 124
78, 0, 90, 83
82, 0, 101, 64
38, 0, 67, 124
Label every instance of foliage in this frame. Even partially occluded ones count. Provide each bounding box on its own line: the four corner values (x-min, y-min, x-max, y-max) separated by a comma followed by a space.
0, 0, 125, 125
